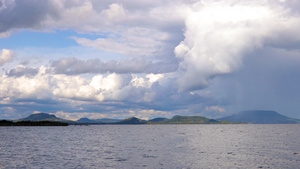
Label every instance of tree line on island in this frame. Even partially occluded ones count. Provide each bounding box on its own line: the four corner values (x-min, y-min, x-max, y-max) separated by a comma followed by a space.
1, 110, 300, 126
0, 120, 68, 126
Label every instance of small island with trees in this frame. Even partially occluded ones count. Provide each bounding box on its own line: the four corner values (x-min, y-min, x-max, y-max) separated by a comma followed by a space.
0, 120, 69, 126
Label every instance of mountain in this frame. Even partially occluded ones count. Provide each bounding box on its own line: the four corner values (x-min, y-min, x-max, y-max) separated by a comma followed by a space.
77, 118, 122, 124
218, 110, 300, 124
148, 117, 168, 123
17, 113, 76, 124
118, 117, 147, 124
152, 115, 220, 124
77, 118, 94, 123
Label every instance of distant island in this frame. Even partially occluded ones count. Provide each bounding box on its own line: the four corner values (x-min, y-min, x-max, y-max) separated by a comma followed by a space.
1, 110, 299, 126
0, 120, 68, 126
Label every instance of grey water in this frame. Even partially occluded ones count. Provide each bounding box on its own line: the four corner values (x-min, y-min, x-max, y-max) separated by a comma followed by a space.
0, 124, 299, 169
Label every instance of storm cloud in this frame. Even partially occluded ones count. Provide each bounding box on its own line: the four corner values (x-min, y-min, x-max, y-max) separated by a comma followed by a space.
175, 0, 300, 91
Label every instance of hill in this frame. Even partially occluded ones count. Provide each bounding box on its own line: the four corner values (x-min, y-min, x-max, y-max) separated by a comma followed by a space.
17, 113, 76, 124
151, 115, 220, 124
77, 118, 122, 124
148, 117, 168, 123
118, 117, 147, 124
218, 110, 300, 124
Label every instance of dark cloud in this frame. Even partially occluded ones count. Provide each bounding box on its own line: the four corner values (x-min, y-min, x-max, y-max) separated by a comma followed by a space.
207, 47, 300, 119
6, 66, 39, 77
51, 57, 177, 74
0, 0, 59, 32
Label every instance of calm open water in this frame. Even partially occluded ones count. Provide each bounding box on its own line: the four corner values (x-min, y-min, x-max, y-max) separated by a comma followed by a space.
0, 124, 299, 169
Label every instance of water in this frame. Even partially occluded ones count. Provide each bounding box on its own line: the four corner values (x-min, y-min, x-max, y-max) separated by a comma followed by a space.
0, 124, 299, 169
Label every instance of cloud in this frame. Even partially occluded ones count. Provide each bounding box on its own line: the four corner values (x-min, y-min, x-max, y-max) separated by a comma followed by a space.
175, 0, 300, 92
0, 0, 60, 33
51, 57, 150, 74
0, 49, 14, 66
0, 63, 216, 119
72, 27, 171, 57
51, 57, 177, 74
6, 65, 39, 77
1, 0, 300, 120
101, 3, 126, 20
1, 0, 186, 61
0, 65, 164, 103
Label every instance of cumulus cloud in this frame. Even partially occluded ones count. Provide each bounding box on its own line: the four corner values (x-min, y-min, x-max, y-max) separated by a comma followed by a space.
0, 66, 165, 103
0, 63, 214, 119
0, 49, 14, 66
0, 68, 51, 99
175, 0, 300, 91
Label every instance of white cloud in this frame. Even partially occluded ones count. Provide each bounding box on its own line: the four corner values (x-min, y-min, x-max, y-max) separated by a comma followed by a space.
72, 27, 169, 57
101, 3, 126, 20
0, 65, 164, 103
175, 0, 300, 91
0, 49, 14, 66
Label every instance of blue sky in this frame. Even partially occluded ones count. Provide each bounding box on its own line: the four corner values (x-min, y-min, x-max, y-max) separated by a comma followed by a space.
0, 30, 77, 48
1, 0, 300, 120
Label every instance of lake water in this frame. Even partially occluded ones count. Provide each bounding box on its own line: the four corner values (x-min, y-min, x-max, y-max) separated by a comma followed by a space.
0, 124, 299, 169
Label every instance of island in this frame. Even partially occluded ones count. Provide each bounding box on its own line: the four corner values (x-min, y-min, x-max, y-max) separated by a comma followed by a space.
0, 120, 68, 126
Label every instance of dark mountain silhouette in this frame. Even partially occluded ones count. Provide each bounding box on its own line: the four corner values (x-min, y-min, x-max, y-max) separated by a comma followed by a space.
218, 110, 300, 124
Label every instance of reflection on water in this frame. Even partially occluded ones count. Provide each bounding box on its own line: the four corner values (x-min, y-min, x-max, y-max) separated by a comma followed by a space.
0, 124, 299, 168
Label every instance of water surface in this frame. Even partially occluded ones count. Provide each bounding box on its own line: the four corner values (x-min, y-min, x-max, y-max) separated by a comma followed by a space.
0, 124, 299, 168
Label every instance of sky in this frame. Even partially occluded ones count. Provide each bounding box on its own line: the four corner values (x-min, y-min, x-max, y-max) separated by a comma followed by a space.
0, 0, 300, 120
